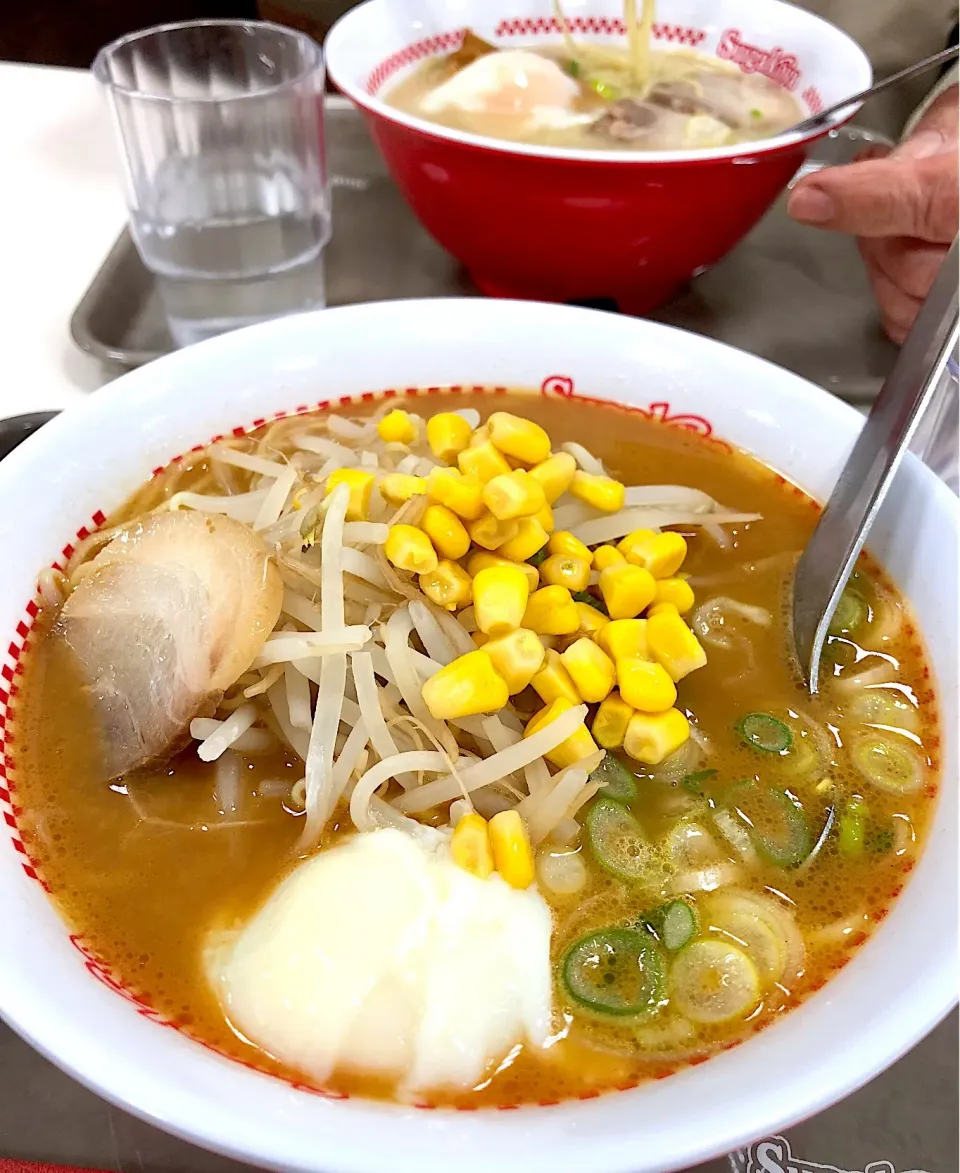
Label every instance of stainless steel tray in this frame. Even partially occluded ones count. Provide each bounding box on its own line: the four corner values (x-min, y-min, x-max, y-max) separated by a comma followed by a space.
71, 101, 898, 403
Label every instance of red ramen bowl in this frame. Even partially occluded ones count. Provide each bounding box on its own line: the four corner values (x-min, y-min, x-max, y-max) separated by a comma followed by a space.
327, 0, 871, 313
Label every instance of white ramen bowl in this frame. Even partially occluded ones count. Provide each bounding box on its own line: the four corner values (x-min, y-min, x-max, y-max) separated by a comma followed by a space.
0, 300, 955, 1173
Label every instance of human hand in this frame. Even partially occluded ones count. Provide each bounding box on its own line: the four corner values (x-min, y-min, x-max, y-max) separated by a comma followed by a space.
787, 84, 959, 343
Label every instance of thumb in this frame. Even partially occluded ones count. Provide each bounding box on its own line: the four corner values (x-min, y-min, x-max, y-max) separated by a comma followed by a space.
897, 82, 960, 151
787, 150, 959, 239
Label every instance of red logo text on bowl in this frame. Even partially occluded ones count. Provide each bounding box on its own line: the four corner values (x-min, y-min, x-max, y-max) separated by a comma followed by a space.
717, 28, 801, 91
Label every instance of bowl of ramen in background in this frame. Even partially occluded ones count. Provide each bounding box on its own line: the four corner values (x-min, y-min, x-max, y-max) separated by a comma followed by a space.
0, 299, 955, 1173
326, 0, 871, 313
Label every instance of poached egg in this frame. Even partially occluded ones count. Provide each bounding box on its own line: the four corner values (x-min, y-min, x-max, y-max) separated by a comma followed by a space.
422, 50, 594, 132
210, 827, 554, 1095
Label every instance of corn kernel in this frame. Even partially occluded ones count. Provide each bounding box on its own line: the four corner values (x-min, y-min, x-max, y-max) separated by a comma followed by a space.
497, 517, 549, 562
647, 609, 707, 681
539, 634, 560, 651
597, 618, 648, 661
385, 524, 438, 574
419, 560, 472, 611
472, 565, 530, 636
524, 698, 599, 769
427, 467, 484, 520
548, 530, 591, 561
529, 452, 577, 504
624, 708, 690, 765
427, 412, 472, 463
617, 657, 677, 712
534, 501, 555, 533
451, 812, 494, 879
561, 638, 616, 703
599, 563, 657, 620
647, 602, 680, 617
377, 408, 417, 445
570, 471, 626, 512
467, 551, 539, 592
468, 510, 519, 551
469, 425, 490, 447
593, 544, 626, 571
523, 585, 580, 635
325, 468, 376, 522
592, 692, 634, 750
652, 577, 695, 614
482, 469, 547, 521
421, 649, 509, 720
421, 503, 470, 560
483, 627, 545, 694
488, 809, 535, 889
457, 440, 512, 484
531, 648, 581, 704
486, 412, 552, 465
380, 472, 427, 506
575, 601, 609, 639
540, 553, 591, 593
618, 529, 687, 578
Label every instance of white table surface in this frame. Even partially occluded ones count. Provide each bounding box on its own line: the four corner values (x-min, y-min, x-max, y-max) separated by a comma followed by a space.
0, 62, 125, 409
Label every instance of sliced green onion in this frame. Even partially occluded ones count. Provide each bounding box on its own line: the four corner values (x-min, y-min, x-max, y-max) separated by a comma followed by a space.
562, 928, 665, 1017
587, 77, 620, 101
681, 768, 717, 795
779, 712, 830, 779
749, 107, 763, 119
828, 588, 868, 636
586, 797, 653, 881
669, 940, 760, 1023
565, 58, 581, 78
590, 754, 637, 803
824, 637, 858, 668
736, 712, 792, 754
849, 687, 919, 735
851, 735, 925, 794
867, 827, 895, 853
643, 899, 699, 951
704, 899, 785, 985
729, 782, 810, 867
528, 548, 548, 568
838, 798, 866, 856
572, 590, 608, 614
703, 890, 802, 987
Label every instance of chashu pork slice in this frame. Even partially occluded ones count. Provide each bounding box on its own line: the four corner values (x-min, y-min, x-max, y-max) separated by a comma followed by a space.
57, 510, 282, 779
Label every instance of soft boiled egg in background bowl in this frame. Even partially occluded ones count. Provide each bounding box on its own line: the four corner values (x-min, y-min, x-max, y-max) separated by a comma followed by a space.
420, 50, 597, 132
326, 0, 872, 314
0, 298, 955, 1173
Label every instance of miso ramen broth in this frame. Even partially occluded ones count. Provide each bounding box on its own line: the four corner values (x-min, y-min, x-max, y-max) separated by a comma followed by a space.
12, 393, 938, 1107
385, 20, 804, 151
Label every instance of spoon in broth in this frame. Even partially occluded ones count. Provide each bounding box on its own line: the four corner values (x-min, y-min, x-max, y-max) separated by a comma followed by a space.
792, 237, 959, 693
786, 45, 959, 136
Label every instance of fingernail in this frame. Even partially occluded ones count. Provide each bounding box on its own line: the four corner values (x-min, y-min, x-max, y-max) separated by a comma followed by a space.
895, 129, 951, 159
788, 186, 835, 224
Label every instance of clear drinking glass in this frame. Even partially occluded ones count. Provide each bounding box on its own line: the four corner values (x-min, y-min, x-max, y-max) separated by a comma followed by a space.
94, 20, 330, 348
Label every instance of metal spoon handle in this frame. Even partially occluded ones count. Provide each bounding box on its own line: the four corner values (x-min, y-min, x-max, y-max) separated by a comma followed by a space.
793, 236, 959, 691
790, 45, 959, 135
